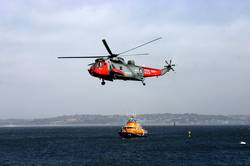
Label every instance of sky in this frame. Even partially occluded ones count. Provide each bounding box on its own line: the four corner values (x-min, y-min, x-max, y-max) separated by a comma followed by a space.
0, 0, 250, 118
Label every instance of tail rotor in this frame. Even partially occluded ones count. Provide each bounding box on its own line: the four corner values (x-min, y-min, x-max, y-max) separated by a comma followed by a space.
165, 59, 175, 71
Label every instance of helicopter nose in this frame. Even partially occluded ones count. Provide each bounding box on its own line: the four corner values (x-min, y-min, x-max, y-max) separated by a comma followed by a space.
88, 66, 95, 75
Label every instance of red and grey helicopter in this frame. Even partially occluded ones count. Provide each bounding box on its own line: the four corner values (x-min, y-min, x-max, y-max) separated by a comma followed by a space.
58, 37, 175, 85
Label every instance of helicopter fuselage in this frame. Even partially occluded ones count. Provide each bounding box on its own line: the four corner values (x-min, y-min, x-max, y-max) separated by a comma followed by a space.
58, 38, 175, 85
88, 57, 169, 84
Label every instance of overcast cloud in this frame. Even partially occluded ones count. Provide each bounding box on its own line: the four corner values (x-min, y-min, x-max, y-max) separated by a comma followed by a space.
0, 0, 250, 118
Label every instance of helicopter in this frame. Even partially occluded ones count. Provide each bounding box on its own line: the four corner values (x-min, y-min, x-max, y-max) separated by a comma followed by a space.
58, 37, 175, 86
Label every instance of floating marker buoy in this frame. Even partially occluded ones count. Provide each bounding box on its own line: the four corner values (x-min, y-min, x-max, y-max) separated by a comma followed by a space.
188, 130, 192, 138
240, 141, 246, 145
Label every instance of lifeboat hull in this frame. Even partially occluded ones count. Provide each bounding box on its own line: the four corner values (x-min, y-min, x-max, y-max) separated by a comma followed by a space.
119, 131, 147, 138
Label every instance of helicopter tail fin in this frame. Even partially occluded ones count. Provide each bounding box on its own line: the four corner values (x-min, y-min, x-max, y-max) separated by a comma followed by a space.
161, 68, 169, 76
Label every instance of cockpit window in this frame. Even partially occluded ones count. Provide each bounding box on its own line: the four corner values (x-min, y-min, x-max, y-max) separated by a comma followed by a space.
95, 62, 103, 68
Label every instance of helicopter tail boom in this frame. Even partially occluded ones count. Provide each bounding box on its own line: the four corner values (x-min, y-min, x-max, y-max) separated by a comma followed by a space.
143, 67, 161, 77
143, 60, 175, 77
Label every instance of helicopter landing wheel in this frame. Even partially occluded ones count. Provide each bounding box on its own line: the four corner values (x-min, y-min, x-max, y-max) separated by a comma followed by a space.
101, 80, 105, 85
142, 82, 146, 86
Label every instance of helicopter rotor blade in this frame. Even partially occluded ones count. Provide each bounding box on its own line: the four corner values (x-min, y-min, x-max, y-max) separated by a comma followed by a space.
118, 37, 162, 55
57, 56, 109, 59
58, 38, 161, 59
122, 53, 149, 56
102, 39, 114, 56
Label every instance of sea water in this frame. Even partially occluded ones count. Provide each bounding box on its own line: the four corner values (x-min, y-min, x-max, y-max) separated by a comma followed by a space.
0, 126, 249, 166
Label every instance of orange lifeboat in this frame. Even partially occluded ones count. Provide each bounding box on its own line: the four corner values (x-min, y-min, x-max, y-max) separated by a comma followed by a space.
119, 116, 147, 138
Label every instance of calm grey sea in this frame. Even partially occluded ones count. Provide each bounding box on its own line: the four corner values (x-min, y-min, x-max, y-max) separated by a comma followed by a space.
0, 126, 249, 166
